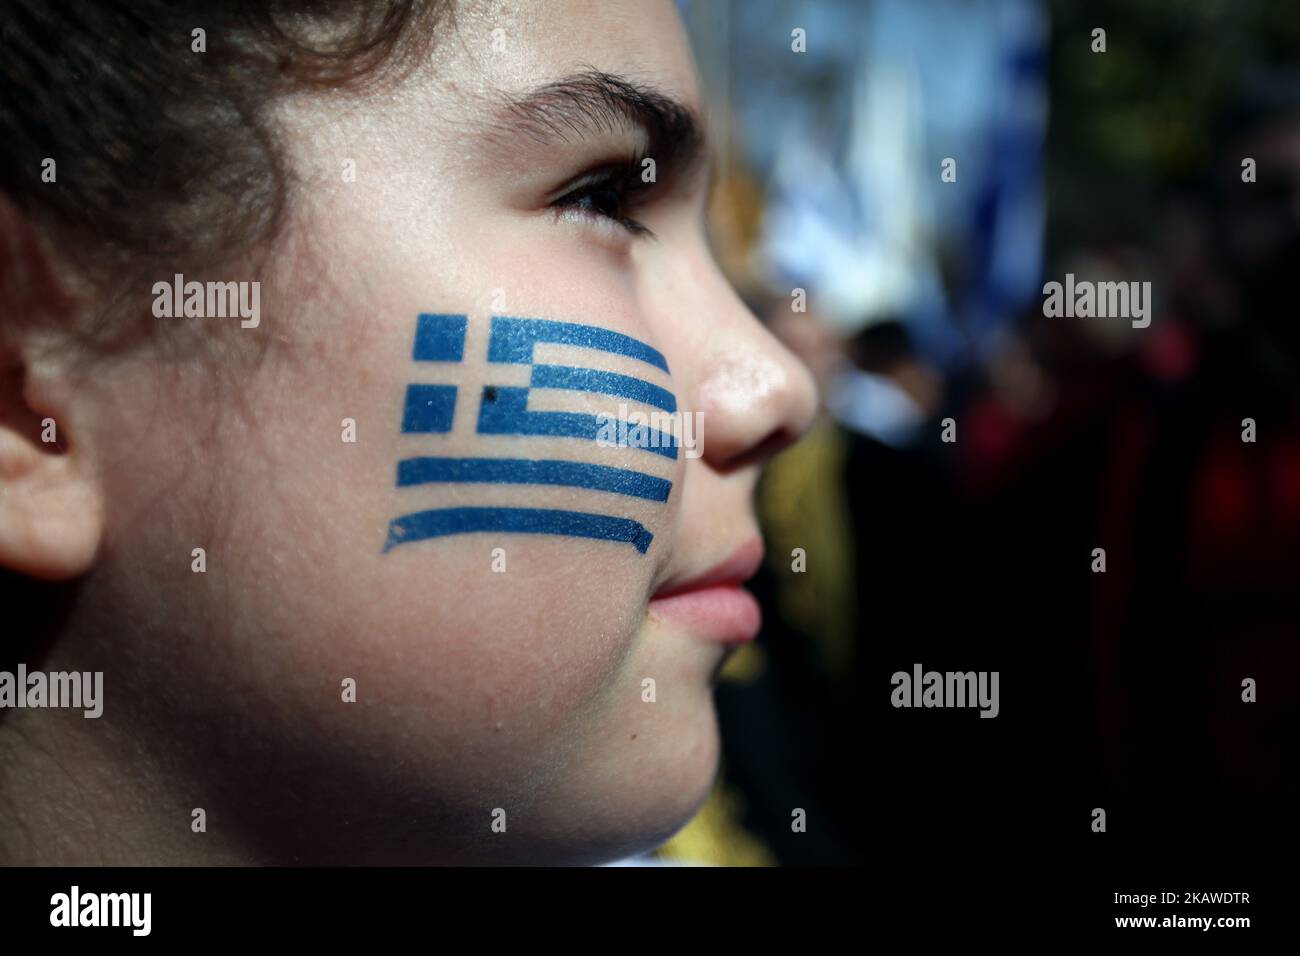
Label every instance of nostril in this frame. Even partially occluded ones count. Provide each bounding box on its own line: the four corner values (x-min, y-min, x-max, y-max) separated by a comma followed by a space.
712, 425, 804, 474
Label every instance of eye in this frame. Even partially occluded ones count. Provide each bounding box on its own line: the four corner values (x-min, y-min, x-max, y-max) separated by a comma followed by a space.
551, 165, 653, 237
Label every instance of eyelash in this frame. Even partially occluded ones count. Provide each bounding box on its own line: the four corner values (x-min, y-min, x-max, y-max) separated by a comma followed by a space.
550, 159, 654, 238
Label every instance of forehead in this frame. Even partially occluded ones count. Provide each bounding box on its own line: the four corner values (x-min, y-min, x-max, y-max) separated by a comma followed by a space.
431, 0, 703, 114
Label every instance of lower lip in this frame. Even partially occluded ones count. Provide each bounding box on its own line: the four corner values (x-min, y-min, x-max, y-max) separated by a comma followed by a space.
647, 585, 761, 644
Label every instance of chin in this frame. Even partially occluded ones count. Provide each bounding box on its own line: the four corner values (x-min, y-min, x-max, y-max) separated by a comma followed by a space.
568, 700, 724, 865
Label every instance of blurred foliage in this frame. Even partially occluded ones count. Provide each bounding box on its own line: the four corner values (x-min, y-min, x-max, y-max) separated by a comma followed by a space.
1048, 0, 1300, 247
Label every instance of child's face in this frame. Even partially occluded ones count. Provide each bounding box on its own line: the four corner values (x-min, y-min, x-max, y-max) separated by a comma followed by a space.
52, 0, 816, 863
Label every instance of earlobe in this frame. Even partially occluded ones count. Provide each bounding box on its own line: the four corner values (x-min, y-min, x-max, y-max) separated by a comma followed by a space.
0, 362, 105, 581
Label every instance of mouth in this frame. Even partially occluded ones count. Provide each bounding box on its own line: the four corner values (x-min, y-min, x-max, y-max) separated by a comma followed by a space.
647, 538, 764, 645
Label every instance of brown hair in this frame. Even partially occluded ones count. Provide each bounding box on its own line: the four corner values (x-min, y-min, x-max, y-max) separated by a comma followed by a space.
0, 2, 449, 675
0, 1, 442, 340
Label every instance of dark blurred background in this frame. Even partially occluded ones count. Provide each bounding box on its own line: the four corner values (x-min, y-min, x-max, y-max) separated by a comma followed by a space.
654, 0, 1300, 872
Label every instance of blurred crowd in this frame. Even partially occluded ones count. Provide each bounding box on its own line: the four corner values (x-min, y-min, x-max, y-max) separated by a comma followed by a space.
657, 0, 1300, 866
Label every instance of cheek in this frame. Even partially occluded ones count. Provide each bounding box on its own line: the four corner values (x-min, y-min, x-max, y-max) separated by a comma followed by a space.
370, 538, 650, 738
366, 303, 684, 586
210, 292, 688, 763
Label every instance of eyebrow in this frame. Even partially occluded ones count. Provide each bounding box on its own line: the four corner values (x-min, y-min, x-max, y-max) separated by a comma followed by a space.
488, 69, 707, 177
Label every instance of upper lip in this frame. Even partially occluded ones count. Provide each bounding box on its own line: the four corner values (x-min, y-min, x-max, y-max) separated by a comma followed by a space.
650, 538, 765, 600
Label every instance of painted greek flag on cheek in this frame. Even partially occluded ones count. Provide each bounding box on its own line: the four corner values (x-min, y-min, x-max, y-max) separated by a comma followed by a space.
384, 313, 677, 555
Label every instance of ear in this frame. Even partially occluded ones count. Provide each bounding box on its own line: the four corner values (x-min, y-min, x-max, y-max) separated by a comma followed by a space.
0, 358, 103, 579
0, 203, 105, 581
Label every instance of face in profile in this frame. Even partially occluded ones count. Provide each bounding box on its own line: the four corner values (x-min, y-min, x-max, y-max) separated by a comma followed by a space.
0, 0, 816, 864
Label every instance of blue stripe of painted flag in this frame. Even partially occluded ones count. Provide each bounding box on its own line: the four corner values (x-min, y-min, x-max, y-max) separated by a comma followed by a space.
401, 384, 457, 433
530, 364, 677, 412
384, 507, 654, 553
488, 317, 670, 373
396, 457, 671, 502
477, 387, 678, 459
412, 313, 467, 362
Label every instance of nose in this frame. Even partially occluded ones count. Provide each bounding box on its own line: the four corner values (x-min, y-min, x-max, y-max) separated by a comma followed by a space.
691, 282, 819, 472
